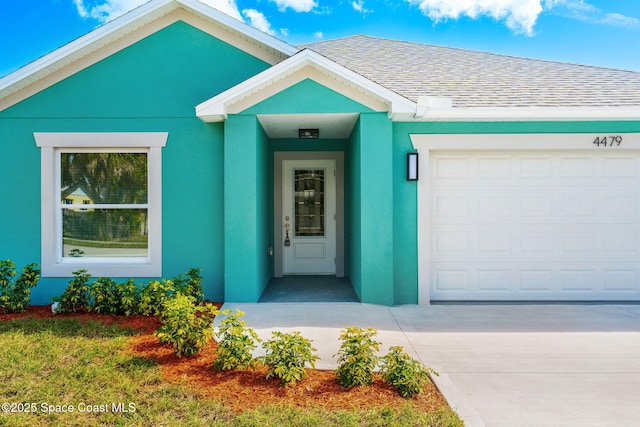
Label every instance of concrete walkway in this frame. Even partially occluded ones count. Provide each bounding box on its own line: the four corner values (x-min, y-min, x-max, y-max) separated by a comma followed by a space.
219, 302, 640, 427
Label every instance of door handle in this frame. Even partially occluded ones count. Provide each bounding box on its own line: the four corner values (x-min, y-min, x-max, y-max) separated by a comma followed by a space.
284, 223, 291, 247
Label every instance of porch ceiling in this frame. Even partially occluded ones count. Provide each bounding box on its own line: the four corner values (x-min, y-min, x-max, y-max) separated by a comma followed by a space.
257, 113, 359, 139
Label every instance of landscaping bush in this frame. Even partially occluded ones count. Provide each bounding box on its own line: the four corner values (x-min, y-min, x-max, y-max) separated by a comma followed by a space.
213, 308, 260, 371
261, 331, 319, 386
173, 267, 204, 303
137, 279, 175, 316
380, 346, 438, 398
53, 267, 205, 316
139, 269, 205, 316
88, 277, 138, 315
335, 326, 381, 388
52, 269, 91, 313
154, 293, 219, 357
0, 260, 40, 313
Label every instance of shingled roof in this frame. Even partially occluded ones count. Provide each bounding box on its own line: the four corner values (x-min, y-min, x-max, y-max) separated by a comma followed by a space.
302, 35, 640, 109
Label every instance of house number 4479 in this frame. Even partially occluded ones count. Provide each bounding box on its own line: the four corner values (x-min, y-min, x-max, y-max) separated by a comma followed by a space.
593, 135, 623, 147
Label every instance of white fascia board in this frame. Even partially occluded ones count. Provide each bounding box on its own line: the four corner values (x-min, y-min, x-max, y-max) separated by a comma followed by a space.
0, 0, 298, 106
196, 49, 416, 122
413, 107, 640, 121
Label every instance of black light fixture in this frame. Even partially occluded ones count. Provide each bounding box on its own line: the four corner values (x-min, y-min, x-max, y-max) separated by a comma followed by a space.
406, 152, 419, 181
298, 128, 319, 139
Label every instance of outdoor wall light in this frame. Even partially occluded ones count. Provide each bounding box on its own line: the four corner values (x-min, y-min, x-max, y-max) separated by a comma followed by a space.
406, 152, 419, 181
299, 128, 319, 139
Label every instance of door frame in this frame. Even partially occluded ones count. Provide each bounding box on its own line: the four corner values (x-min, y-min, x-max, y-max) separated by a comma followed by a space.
274, 151, 344, 277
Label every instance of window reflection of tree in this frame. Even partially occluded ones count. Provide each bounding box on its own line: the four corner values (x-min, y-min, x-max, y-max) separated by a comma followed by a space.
61, 153, 148, 246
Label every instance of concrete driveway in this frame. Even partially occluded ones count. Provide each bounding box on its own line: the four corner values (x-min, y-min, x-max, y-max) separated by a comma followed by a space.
219, 302, 640, 427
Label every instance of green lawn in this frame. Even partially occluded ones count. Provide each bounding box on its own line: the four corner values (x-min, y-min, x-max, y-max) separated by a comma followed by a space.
0, 317, 463, 427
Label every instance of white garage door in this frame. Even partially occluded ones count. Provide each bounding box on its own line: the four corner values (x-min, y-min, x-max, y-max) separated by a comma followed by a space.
429, 150, 640, 301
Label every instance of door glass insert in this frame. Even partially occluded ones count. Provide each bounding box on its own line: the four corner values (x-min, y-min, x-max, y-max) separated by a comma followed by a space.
294, 169, 325, 236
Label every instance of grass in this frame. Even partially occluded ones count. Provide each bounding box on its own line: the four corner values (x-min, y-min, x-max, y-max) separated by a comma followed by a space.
0, 317, 463, 427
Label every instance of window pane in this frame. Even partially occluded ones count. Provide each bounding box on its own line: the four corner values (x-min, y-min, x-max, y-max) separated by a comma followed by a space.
63, 209, 148, 258
61, 153, 148, 204
294, 169, 325, 237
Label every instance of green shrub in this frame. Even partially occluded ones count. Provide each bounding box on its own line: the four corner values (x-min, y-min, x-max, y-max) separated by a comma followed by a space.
335, 326, 381, 388
119, 279, 139, 316
52, 269, 91, 313
154, 293, 219, 357
137, 279, 175, 316
261, 331, 319, 386
380, 346, 438, 398
0, 260, 40, 313
53, 267, 204, 316
88, 277, 137, 315
213, 308, 260, 371
173, 267, 204, 303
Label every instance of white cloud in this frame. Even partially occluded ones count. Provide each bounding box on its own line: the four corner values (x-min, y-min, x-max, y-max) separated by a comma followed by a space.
545, 1, 639, 28
73, 0, 244, 23
73, 0, 145, 22
242, 9, 275, 35
203, 0, 244, 21
601, 12, 639, 28
544, 0, 597, 21
407, 0, 544, 36
270, 0, 318, 13
352, 0, 372, 14
313, 31, 324, 39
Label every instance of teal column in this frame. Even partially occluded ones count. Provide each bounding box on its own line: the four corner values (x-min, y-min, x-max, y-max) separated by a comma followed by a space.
358, 113, 394, 305
223, 115, 262, 302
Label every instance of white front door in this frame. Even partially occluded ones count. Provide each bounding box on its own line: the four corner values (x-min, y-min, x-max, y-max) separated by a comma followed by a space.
282, 159, 336, 274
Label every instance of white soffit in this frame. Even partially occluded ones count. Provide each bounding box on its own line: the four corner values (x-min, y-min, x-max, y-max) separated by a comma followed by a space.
195, 49, 417, 122
0, 0, 299, 112
257, 113, 359, 139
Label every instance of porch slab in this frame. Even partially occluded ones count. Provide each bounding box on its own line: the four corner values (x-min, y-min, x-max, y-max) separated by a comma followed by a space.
258, 277, 359, 303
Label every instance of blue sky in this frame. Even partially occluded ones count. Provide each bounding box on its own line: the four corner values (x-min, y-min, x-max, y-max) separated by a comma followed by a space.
1, 0, 639, 78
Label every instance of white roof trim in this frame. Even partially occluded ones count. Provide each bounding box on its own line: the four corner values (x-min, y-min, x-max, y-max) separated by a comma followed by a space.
412, 107, 640, 121
0, 0, 298, 110
195, 49, 417, 122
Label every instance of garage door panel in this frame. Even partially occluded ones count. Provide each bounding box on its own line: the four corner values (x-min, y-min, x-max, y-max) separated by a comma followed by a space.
520, 270, 554, 292
602, 155, 639, 177
603, 270, 638, 292
430, 263, 640, 300
519, 156, 554, 178
432, 225, 640, 263
432, 190, 640, 224
429, 150, 640, 301
432, 152, 640, 186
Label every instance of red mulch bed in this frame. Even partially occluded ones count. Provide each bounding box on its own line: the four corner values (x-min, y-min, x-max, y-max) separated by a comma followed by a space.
2, 305, 449, 413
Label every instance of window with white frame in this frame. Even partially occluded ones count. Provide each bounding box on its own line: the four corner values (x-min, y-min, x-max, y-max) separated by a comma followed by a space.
34, 133, 167, 277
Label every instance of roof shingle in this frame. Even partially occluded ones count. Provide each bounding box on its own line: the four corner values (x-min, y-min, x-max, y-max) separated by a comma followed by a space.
302, 35, 640, 108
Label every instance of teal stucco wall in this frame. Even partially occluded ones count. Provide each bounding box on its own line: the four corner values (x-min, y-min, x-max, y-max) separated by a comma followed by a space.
223, 115, 271, 301
355, 113, 394, 305
0, 21, 271, 304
